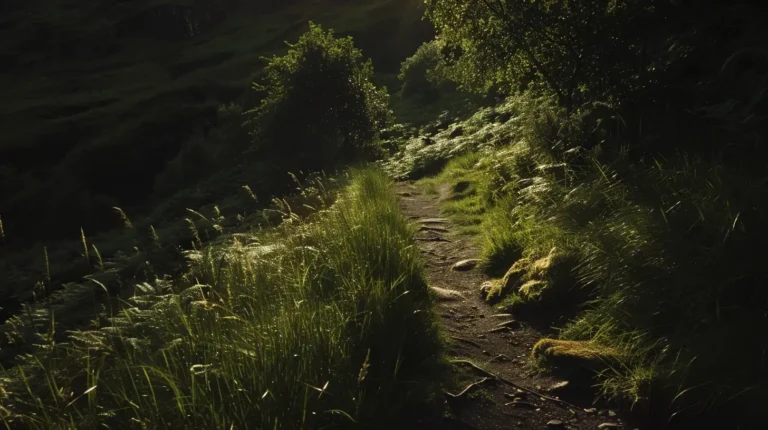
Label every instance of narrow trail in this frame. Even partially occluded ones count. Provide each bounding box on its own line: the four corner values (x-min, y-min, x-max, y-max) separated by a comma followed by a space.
396, 182, 627, 430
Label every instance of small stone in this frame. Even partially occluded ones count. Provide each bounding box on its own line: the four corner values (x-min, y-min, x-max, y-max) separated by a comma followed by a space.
429, 287, 464, 301
451, 259, 481, 271
597, 424, 621, 429
607, 410, 617, 418
546, 420, 565, 428
584, 408, 597, 415
491, 313, 514, 318
477, 334, 487, 339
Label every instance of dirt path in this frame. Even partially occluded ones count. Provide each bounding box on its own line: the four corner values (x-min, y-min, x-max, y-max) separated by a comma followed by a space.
397, 182, 628, 430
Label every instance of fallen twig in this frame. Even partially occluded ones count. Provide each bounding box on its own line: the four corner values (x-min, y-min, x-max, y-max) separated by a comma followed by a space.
451, 359, 581, 411
505, 400, 539, 409
445, 377, 491, 401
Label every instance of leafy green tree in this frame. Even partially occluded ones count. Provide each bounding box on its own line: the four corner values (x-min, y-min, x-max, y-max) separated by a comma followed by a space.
245, 23, 391, 172
424, 0, 653, 107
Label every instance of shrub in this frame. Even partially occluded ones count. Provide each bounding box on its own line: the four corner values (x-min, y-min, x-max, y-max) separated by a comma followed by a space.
245, 23, 391, 172
398, 40, 449, 100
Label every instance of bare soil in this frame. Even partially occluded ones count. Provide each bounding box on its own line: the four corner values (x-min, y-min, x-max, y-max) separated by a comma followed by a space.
397, 182, 633, 430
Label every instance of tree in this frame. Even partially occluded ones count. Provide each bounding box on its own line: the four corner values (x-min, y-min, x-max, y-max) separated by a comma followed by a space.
424, 0, 654, 108
245, 23, 391, 171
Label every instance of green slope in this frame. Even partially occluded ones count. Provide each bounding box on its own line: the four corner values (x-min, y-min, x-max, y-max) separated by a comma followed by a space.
0, 0, 432, 240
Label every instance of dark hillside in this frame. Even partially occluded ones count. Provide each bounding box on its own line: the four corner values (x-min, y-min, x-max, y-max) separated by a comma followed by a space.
0, 0, 432, 241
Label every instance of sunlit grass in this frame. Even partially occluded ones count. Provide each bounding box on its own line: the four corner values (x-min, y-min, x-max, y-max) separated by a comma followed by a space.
1, 169, 444, 429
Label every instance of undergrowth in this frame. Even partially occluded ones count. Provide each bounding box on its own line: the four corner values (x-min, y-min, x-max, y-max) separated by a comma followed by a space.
403, 92, 768, 425
0, 169, 444, 429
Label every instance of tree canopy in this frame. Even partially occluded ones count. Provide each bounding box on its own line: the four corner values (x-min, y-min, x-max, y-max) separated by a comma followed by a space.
425, 0, 655, 106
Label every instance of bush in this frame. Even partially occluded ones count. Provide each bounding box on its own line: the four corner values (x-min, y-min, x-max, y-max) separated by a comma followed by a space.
398, 40, 449, 100
245, 23, 391, 172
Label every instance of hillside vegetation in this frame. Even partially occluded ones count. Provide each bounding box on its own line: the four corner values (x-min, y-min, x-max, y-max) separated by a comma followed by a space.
381, 0, 768, 426
3, 0, 767, 428
0, 0, 431, 241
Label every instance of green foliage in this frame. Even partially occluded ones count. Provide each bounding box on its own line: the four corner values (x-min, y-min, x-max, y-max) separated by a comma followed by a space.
424, 0, 654, 105
1, 169, 444, 429
383, 99, 522, 180
246, 23, 391, 172
398, 40, 449, 99
424, 92, 768, 424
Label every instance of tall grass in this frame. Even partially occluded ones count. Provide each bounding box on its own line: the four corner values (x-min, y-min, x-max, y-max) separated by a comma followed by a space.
0, 169, 443, 429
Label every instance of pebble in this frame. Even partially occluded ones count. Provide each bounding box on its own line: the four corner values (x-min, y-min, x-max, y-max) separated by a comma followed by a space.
429, 287, 464, 301
546, 419, 565, 428
597, 424, 621, 429
451, 259, 481, 271
584, 408, 597, 415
